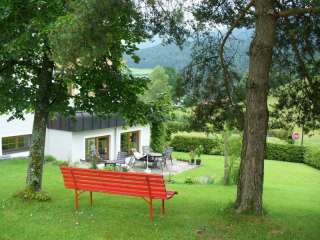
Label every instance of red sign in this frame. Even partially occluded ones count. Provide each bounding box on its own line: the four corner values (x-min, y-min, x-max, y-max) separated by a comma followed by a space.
292, 132, 300, 140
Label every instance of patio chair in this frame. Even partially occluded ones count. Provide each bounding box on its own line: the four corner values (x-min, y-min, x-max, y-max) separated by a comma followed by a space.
163, 147, 174, 166
131, 149, 147, 168
142, 146, 153, 155
114, 152, 131, 169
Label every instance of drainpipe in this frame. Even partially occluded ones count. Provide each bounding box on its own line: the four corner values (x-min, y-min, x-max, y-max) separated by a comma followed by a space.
114, 119, 118, 161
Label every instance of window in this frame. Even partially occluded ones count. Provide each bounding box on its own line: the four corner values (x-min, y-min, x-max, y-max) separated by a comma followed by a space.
2, 135, 32, 154
120, 131, 140, 153
85, 136, 110, 160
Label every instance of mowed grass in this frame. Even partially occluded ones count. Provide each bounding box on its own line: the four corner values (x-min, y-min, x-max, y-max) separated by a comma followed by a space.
0, 156, 320, 240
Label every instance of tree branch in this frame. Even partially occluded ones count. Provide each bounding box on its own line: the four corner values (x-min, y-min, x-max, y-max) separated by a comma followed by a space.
278, 7, 320, 18
219, 0, 255, 104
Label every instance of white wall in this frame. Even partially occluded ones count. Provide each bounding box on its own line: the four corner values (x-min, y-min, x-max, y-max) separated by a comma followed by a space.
45, 129, 73, 162
71, 128, 115, 163
0, 113, 34, 157
0, 112, 151, 163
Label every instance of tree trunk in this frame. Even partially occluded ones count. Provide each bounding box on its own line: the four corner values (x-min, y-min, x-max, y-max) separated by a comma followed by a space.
235, 0, 277, 214
223, 126, 230, 185
26, 55, 53, 192
301, 125, 304, 146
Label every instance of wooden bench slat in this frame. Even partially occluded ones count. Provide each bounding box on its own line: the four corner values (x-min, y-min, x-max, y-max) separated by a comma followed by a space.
62, 175, 165, 188
63, 178, 166, 192
61, 170, 164, 183
61, 167, 163, 179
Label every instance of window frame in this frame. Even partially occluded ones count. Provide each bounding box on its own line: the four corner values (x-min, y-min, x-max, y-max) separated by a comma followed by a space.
2, 134, 32, 155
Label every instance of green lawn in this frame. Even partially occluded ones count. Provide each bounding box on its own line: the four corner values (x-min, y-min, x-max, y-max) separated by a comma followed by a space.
0, 156, 320, 240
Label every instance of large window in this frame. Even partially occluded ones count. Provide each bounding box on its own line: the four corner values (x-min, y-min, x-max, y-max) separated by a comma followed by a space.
2, 135, 32, 154
85, 136, 110, 160
120, 131, 140, 153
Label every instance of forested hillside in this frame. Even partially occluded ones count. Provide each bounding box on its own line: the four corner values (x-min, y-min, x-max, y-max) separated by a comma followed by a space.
125, 28, 252, 73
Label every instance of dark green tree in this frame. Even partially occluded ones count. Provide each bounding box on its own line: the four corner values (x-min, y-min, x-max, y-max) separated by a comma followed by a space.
0, 0, 148, 194
143, 0, 320, 213
271, 76, 320, 146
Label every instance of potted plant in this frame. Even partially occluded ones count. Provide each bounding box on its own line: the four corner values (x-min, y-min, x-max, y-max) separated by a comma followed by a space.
189, 150, 195, 164
195, 145, 204, 165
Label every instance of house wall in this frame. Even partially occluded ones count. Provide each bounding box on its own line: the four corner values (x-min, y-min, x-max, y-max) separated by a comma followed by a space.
50, 124, 151, 163
0, 112, 151, 162
0, 113, 34, 157
71, 128, 116, 163
45, 129, 73, 162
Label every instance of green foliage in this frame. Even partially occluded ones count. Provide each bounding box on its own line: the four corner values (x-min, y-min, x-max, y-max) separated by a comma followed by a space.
147, 92, 173, 153
193, 175, 215, 185
90, 156, 99, 169
142, 66, 172, 102
188, 150, 196, 160
270, 77, 320, 134
166, 120, 189, 136
170, 135, 221, 154
194, 145, 204, 159
184, 177, 194, 184
150, 121, 167, 153
44, 155, 57, 163
230, 162, 240, 185
304, 147, 320, 170
268, 129, 291, 141
14, 188, 51, 202
266, 143, 305, 163
49, 0, 147, 66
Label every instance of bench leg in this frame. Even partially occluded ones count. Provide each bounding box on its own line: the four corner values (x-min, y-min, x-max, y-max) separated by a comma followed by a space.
161, 200, 165, 215
90, 192, 93, 207
75, 190, 79, 210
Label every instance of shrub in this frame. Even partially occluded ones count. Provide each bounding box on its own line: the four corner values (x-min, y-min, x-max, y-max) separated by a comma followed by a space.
151, 121, 167, 152
304, 147, 320, 170
171, 135, 221, 154
266, 143, 305, 163
193, 175, 215, 185
14, 188, 51, 202
167, 121, 189, 135
268, 129, 290, 140
184, 177, 194, 184
230, 162, 240, 185
44, 155, 57, 163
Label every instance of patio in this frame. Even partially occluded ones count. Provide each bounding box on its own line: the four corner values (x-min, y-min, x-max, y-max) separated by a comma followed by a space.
78, 158, 198, 176
130, 159, 197, 176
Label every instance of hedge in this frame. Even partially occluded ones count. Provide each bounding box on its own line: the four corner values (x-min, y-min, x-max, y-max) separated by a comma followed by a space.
170, 135, 221, 154
304, 147, 320, 170
266, 143, 305, 163
171, 134, 320, 170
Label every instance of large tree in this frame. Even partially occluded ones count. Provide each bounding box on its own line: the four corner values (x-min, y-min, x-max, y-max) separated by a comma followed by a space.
144, 0, 320, 213
0, 0, 148, 193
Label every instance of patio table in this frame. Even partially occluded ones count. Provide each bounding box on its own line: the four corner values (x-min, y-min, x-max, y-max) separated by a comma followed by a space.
147, 152, 163, 168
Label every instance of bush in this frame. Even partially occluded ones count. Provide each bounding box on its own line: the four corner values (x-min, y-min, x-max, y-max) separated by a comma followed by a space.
268, 129, 290, 140
151, 121, 167, 152
171, 135, 221, 154
167, 121, 189, 135
304, 147, 320, 170
230, 162, 240, 185
44, 155, 57, 163
266, 143, 305, 163
14, 188, 51, 202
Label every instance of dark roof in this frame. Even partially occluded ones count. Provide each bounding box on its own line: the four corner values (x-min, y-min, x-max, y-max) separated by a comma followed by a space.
47, 112, 126, 132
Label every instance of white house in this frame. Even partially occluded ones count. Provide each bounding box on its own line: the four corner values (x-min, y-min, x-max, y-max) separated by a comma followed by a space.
0, 112, 151, 162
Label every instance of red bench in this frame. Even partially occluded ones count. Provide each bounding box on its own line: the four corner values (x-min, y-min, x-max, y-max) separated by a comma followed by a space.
60, 166, 177, 221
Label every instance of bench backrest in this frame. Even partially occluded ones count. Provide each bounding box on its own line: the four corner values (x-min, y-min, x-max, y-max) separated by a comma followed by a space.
60, 167, 167, 199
